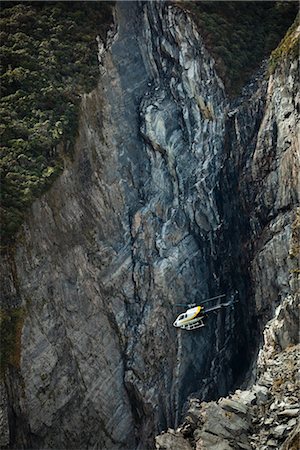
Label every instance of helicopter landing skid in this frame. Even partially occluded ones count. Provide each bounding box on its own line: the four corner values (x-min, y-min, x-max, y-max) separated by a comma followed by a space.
180, 319, 205, 331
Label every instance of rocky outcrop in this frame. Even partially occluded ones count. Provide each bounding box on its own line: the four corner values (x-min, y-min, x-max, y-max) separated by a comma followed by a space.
155, 29, 299, 448
156, 295, 299, 450
249, 55, 299, 322
0, 3, 235, 449
0, 384, 9, 448
1, 2, 298, 450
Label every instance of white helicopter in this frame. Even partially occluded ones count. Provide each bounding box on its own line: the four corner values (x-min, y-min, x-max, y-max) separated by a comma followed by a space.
173, 292, 237, 331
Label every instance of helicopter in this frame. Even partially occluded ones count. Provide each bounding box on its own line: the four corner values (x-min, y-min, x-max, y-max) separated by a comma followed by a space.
173, 292, 238, 331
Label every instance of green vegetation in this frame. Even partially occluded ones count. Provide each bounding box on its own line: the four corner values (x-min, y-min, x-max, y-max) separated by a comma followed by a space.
0, 1, 114, 248
269, 13, 299, 73
0, 307, 25, 375
0, 2, 297, 247
175, 1, 297, 95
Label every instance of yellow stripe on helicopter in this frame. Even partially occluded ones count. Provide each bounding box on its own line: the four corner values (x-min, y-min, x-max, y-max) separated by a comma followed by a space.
180, 306, 202, 324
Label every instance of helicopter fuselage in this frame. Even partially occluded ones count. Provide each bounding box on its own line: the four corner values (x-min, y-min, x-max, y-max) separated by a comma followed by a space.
173, 306, 204, 330
173, 293, 238, 331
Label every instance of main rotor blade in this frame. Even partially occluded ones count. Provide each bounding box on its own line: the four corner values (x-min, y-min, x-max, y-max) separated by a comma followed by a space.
204, 299, 235, 314
175, 294, 226, 308
175, 303, 196, 307
200, 293, 226, 305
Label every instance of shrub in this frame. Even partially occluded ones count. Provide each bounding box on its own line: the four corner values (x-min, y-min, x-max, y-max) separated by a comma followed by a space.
0, 1, 114, 249
175, 1, 298, 96
269, 13, 299, 74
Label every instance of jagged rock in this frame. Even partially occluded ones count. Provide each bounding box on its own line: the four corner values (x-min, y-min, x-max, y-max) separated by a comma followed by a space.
0, 3, 230, 448
237, 442, 251, 450
264, 417, 275, 425
156, 299, 299, 449
252, 385, 270, 404
258, 373, 273, 387
196, 433, 234, 450
272, 424, 288, 437
177, 396, 252, 449
155, 432, 193, 450
267, 439, 278, 447
0, 383, 9, 448
278, 408, 299, 417
236, 390, 256, 406
1, 2, 298, 450
286, 418, 297, 429
280, 423, 300, 450
270, 401, 279, 411
219, 398, 248, 416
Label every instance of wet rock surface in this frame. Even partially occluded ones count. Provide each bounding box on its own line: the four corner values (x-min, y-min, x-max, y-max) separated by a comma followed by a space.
0, 3, 234, 449
156, 296, 300, 450
0, 384, 9, 448
0, 2, 299, 450
155, 20, 299, 450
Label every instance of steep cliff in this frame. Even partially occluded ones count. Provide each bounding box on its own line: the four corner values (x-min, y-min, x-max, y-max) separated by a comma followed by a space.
156, 18, 300, 450
156, 296, 299, 450
0, 2, 114, 244
1, 2, 298, 450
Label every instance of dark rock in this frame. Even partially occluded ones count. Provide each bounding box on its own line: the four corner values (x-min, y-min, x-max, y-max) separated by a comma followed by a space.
1, 3, 299, 450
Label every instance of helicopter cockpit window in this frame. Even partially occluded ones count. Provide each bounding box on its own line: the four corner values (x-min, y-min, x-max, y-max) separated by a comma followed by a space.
178, 314, 184, 320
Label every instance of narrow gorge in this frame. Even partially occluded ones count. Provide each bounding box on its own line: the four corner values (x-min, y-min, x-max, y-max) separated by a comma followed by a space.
0, 2, 299, 450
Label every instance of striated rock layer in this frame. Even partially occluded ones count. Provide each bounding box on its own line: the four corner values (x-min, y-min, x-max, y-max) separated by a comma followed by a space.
1, 2, 299, 450
155, 22, 300, 449
156, 296, 299, 450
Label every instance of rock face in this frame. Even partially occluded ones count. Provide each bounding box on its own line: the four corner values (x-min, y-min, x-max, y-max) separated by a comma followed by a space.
1, 2, 298, 450
155, 30, 300, 448
248, 58, 299, 322
156, 296, 299, 450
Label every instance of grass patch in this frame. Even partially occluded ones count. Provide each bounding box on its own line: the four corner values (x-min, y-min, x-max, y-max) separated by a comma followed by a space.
174, 1, 298, 95
0, 307, 25, 376
0, 1, 114, 249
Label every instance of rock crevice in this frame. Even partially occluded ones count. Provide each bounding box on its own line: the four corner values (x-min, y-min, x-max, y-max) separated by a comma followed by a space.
0, 3, 298, 450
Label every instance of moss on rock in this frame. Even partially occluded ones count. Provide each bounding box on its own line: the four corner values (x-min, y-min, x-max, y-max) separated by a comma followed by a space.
269, 13, 299, 73
174, 1, 297, 96
0, 1, 114, 249
0, 306, 25, 376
